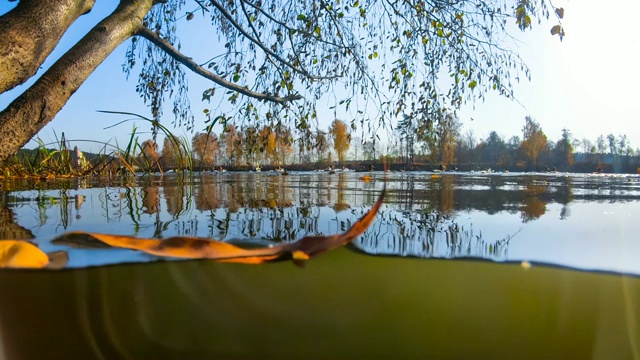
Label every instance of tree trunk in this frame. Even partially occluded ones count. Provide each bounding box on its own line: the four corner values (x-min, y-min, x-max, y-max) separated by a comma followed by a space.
0, 0, 154, 162
0, 0, 95, 94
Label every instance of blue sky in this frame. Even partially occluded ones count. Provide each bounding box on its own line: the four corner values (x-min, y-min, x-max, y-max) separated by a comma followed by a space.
1, 0, 638, 153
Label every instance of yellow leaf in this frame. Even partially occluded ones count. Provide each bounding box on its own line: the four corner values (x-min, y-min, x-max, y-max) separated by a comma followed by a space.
0, 240, 49, 269
292, 251, 310, 260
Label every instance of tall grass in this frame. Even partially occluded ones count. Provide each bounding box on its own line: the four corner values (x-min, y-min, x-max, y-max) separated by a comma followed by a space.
0, 111, 198, 179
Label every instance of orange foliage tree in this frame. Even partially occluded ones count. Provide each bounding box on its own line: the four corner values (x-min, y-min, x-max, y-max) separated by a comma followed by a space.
437, 112, 462, 168
161, 135, 188, 169
138, 139, 159, 171
329, 119, 351, 164
520, 116, 548, 169
192, 132, 220, 168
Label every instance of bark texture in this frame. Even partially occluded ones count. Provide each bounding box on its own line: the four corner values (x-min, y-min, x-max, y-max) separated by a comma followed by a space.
0, 0, 95, 94
0, 0, 154, 162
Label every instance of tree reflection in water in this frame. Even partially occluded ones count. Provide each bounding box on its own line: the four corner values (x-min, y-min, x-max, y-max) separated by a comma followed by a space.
3, 172, 640, 267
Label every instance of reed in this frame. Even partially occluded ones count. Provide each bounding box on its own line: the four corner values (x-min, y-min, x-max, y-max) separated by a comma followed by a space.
0, 111, 199, 179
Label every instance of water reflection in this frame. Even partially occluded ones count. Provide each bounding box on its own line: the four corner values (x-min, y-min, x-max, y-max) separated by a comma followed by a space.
2, 172, 640, 273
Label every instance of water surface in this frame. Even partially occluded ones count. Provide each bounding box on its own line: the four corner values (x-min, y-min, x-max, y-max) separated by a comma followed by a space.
1, 171, 639, 358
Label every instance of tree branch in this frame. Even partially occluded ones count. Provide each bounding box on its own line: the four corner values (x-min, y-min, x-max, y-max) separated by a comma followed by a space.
209, 0, 338, 81
135, 26, 301, 104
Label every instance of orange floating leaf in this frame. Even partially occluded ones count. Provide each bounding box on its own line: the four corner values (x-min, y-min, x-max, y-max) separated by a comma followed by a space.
52, 179, 386, 265
0, 240, 49, 269
57, 232, 282, 263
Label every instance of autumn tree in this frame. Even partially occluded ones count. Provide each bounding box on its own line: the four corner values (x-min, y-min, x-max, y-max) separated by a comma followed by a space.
260, 126, 278, 166
520, 116, 548, 169
314, 131, 329, 164
192, 132, 220, 168
161, 134, 188, 169
416, 119, 438, 165
329, 120, 351, 164
242, 126, 262, 165
0, 0, 565, 162
220, 124, 243, 166
138, 139, 159, 171
436, 112, 462, 167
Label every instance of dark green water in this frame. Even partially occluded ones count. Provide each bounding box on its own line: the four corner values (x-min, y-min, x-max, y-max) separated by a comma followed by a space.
1, 171, 639, 358
1, 252, 639, 359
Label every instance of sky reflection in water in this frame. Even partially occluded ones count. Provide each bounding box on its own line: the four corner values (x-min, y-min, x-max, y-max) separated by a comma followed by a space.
2, 171, 640, 274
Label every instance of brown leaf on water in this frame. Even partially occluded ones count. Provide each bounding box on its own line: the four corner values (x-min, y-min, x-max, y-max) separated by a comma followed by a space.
0, 240, 49, 269
57, 232, 283, 264
52, 183, 386, 264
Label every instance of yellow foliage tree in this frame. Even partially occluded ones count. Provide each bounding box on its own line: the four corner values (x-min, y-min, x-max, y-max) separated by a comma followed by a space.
192, 132, 220, 168
437, 112, 462, 167
520, 116, 548, 169
330, 119, 351, 164
138, 139, 159, 171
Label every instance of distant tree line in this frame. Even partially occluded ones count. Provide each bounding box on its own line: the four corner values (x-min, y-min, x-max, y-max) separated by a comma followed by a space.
124, 112, 640, 173
31, 113, 635, 174
391, 114, 640, 173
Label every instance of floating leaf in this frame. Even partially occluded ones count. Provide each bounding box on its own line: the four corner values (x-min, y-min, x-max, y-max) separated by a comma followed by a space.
0, 240, 49, 269
54, 183, 386, 265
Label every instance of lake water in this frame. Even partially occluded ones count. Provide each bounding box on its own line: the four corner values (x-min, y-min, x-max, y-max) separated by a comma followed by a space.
1, 171, 639, 358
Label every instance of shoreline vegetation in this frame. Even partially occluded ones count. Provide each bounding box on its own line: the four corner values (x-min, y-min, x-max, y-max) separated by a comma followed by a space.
1, 120, 638, 179
1, 144, 637, 180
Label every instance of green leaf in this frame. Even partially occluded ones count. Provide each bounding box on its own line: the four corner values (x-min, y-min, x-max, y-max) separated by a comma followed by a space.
232, 74, 240, 82
468, 80, 478, 89
297, 14, 306, 20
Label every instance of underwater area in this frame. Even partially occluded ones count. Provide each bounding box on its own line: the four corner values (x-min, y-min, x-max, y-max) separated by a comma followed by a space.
1, 171, 639, 358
